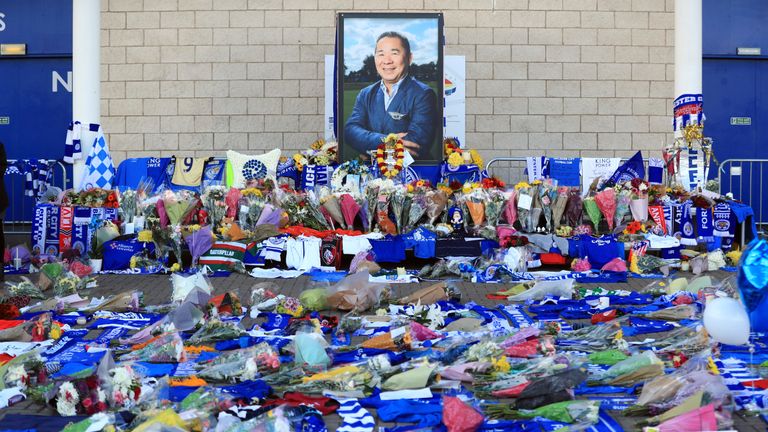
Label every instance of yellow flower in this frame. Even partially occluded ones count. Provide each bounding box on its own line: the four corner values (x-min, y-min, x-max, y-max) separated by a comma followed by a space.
170, 263, 181, 272
462, 183, 473, 194
532, 179, 542, 185
50, 323, 62, 340
137, 230, 153, 243
407, 184, 415, 193
448, 152, 464, 167
514, 181, 531, 190
310, 139, 325, 150
470, 149, 484, 168
384, 133, 400, 144
130, 256, 138, 269
491, 356, 511, 373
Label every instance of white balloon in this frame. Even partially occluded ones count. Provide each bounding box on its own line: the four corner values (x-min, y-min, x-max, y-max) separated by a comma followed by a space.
703, 297, 751, 346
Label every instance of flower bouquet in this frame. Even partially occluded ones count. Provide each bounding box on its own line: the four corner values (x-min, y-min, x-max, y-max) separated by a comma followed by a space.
404, 181, 429, 232
318, 188, 345, 229
197, 343, 280, 382
389, 187, 409, 234
630, 178, 650, 222
528, 181, 543, 232
224, 187, 242, 220
615, 188, 632, 228
583, 197, 602, 232
540, 181, 557, 232
464, 187, 487, 228
55, 376, 108, 417
339, 193, 363, 230
118, 189, 137, 224
425, 189, 448, 226
551, 187, 569, 230
239, 188, 265, 229
5, 277, 45, 300
202, 186, 228, 229
53, 274, 81, 297
188, 318, 245, 344
108, 365, 142, 409
564, 189, 583, 227
120, 332, 186, 363
88, 218, 120, 261
594, 187, 617, 230
282, 192, 330, 231
515, 182, 534, 232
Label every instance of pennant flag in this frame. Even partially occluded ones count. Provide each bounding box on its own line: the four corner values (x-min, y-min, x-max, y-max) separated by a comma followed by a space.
605, 151, 645, 187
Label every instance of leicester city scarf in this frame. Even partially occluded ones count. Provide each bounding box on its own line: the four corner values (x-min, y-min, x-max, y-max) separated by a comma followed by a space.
713, 203, 734, 237
64, 121, 83, 163
697, 207, 714, 242
679, 202, 697, 246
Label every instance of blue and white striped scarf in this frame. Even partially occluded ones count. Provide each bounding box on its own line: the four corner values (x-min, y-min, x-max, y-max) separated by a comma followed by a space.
335, 399, 374, 432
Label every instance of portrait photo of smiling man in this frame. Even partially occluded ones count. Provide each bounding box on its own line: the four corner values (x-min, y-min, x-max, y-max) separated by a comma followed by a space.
338, 14, 444, 163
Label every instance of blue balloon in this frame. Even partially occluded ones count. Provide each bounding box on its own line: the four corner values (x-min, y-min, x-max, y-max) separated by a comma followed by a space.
738, 239, 768, 314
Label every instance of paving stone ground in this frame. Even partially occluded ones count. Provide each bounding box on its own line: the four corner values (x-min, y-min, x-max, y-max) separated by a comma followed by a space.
1, 270, 765, 431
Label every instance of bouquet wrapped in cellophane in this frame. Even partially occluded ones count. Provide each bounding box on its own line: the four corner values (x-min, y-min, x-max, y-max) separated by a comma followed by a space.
120, 332, 186, 363
196, 343, 281, 382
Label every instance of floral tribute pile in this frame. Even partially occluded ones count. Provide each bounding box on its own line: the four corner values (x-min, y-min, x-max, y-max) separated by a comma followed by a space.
0, 136, 764, 432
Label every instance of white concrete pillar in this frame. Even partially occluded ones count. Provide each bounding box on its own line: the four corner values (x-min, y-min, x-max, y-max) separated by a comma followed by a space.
72, 0, 101, 190
674, 0, 703, 138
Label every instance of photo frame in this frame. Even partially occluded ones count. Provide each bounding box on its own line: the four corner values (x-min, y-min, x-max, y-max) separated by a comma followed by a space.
337, 12, 444, 164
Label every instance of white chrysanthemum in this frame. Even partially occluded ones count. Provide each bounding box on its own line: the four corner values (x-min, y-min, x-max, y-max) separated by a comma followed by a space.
56, 382, 79, 416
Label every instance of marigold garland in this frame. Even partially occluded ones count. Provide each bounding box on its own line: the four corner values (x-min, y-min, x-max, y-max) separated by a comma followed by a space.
376, 136, 405, 178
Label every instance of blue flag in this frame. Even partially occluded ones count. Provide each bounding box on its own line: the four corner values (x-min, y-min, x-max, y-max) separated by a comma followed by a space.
606, 151, 645, 186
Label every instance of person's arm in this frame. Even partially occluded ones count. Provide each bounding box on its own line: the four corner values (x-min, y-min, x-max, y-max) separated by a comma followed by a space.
403, 87, 437, 158
344, 90, 386, 155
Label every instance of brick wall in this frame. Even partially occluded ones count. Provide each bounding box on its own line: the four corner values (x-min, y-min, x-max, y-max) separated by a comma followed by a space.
101, 0, 675, 164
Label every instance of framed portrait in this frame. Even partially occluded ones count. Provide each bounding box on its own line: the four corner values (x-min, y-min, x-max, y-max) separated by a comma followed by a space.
337, 12, 444, 164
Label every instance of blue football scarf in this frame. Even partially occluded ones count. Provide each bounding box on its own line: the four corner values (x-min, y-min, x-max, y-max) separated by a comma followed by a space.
45, 342, 106, 365
53, 312, 91, 326
218, 380, 273, 400
336, 399, 375, 432
713, 203, 733, 238
88, 312, 163, 330
91, 327, 128, 345
697, 206, 714, 242
587, 396, 638, 410
497, 304, 536, 328
259, 313, 293, 331
376, 399, 443, 427
584, 292, 653, 306
575, 383, 638, 395
621, 317, 674, 336
574, 271, 628, 284
332, 348, 406, 365
135, 362, 176, 377
42, 329, 89, 358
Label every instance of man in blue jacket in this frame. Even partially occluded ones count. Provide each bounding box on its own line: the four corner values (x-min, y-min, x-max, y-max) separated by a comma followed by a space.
344, 31, 438, 160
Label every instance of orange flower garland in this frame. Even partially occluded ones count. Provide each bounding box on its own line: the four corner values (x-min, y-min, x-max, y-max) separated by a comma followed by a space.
376, 139, 405, 178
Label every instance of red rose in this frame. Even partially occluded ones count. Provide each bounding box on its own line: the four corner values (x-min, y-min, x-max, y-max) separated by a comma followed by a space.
86, 377, 98, 390
134, 387, 141, 399
96, 401, 107, 412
